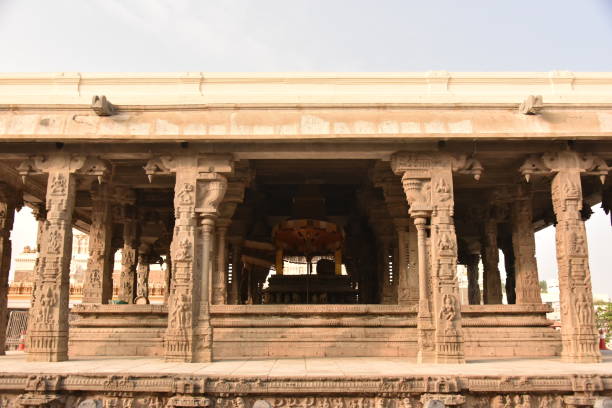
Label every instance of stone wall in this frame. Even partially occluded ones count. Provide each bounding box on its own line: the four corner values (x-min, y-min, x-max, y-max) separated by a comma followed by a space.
68, 304, 560, 359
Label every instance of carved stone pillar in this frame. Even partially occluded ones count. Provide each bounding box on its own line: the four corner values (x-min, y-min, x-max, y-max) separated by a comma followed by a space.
213, 170, 249, 305
82, 183, 113, 304
212, 203, 241, 305
0, 184, 20, 355
511, 185, 542, 304
145, 154, 232, 363
212, 220, 229, 304
520, 151, 608, 363
118, 210, 139, 304
482, 217, 503, 304
465, 253, 481, 305
229, 238, 243, 304
18, 154, 108, 361
164, 255, 172, 304
394, 218, 417, 305
392, 152, 482, 363
25, 204, 46, 346
379, 235, 395, 304
501, 241, 516, 304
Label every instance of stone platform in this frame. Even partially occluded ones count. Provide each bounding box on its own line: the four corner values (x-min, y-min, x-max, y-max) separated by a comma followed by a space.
0, 352, 610, 407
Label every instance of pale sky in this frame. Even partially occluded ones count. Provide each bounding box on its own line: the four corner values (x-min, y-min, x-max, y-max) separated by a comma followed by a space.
2, 0, 612, 296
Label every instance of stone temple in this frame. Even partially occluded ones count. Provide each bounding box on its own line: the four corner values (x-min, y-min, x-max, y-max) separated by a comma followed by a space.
0, 72, 611, 407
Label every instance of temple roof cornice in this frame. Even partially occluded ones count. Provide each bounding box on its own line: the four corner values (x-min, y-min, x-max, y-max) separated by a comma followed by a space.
1, 71, 612, 107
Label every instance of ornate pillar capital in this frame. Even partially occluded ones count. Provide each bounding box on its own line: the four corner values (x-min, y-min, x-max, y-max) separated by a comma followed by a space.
519, 150, 609, 183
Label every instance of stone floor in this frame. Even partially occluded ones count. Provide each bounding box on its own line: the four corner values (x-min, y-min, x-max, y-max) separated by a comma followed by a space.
1, 351, 611, 377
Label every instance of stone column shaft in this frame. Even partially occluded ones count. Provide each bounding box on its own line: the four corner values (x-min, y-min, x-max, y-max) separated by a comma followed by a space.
466, 253, 481, 305
392, 152, 480, 364
511, 187, 542, 304
118, 216, 138, 304
414, 217, 435, 363
165, 169, 199, 362
197, 218, 215, 361
0, 186, 18, 355
146, 154, 232, 363
482, 218, 503, 304
82, 183, 113, 304
552, 170, 600, 362
395, 222, 410, 305
519, 150, 606, 363
164, 255, 172, 304
229, 241, 242, 304
27, 165, 77, 361
212, 224, 228, 304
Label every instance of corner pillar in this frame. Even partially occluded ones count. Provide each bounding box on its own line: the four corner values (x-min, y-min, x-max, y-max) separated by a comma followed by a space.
392, 152, 482, 363
520, 151, 607, 363
0, 184, 21, 354
18, 154, 109, 361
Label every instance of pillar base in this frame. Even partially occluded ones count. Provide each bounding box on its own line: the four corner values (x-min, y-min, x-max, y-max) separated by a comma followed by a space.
417, 351, 435, 364
193, 323, 213, 363
26, 351, 68, 362
561, 354, 602, 364
435, 355, 466, 364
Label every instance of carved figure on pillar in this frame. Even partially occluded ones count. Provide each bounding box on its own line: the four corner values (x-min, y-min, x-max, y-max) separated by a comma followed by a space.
82, 182, 114, 304
18, 154, 108, 361
145, 154, 232, 363
391, 152, 482, 363
520, 150, 608, 363
135, 251, 151, 304
0, 183, 22, 354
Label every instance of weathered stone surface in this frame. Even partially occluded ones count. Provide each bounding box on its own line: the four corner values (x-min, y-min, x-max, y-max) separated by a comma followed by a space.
0, 183, 20, 355
520, 151, 608, 363
19, 154, 109, 362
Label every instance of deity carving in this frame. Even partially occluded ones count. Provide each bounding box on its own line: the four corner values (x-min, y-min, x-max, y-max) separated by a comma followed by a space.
436, 231, 455, 252
176, 238, 193, 261
37, 286, 57, 327
434, 178, 451, 202
439, 293, 456, 322
170, 293, 191, 330
575, 290, 592, 327
49, 173, 67, 195
47, 228, 61, 254
177, 183, 194, 206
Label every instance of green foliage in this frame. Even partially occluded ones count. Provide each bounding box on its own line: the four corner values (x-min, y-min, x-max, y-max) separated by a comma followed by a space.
539, 280, 548, 293
594, 301, 612, 344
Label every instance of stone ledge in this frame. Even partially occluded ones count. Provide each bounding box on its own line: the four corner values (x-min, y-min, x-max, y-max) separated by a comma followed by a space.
71, 304, 168, 314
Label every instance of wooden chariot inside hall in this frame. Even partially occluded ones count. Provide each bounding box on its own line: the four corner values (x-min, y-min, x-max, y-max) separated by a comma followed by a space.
0, 72, 609, 365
